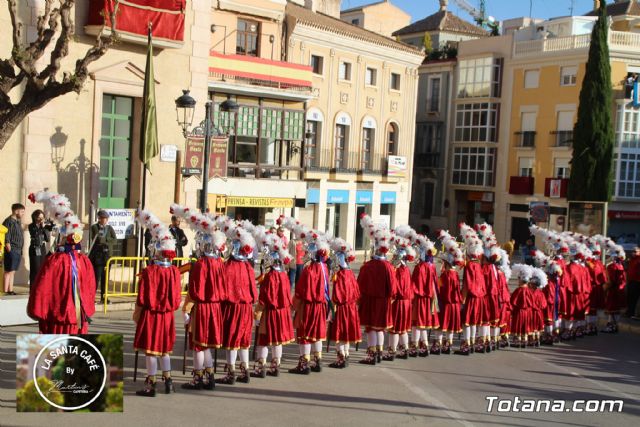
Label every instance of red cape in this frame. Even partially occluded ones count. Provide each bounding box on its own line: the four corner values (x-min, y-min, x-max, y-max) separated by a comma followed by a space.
412, 262, 438, 298
223, 258, 256, 304
357, 259, 397, 298
27, 251, 96, 333
332, 268, 360, 305
395, 264, 413, 300
438, 269, 461, 304
137, 264, 182, 312
463, 260, 486, 297
189, 256, 226, 303
296, 262, 329, 303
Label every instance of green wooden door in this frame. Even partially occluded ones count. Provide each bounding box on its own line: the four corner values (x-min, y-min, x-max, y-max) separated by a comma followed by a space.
99, 95, 133, 209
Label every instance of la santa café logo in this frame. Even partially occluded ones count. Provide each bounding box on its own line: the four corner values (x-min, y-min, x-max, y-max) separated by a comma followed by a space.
33, 336, 107, 411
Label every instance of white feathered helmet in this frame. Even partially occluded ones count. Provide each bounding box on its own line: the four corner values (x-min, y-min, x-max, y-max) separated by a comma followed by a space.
438, 229, 465, 267
330, 237, 356, 269
136, 209, 177, 260
360, 214, 393, 256
512, 264, 534, 283
392, 233, 417, 264
459, 222, 483, 259
394, 224, 437, 261
29, 190, 83, 246
170, 204, 226, 256
251, 225, 292, 268
530, 266, 548, 288
278, 215, 330, 261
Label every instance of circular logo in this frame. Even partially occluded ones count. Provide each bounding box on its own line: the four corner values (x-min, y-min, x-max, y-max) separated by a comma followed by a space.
32, 336, 107, 411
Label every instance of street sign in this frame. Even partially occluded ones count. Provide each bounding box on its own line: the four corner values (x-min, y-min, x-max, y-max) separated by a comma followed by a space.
181, 167, 202, 176
103, 209, 136, 239
529, 201, 549, 223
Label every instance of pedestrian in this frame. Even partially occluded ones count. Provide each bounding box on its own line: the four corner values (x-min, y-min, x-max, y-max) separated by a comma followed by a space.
28, 209, 53, 286
287, 237, 305, 290
357, 214, 397, 365
26, 191, 96, 334
501, 238, 515, 258
327, 238, 361, 369
521, 238, 537, 265
3, 202, 25, 295
133, 209, 182, 397
89, 210, 117, 303
276, 226, 288, 247
603, 244, 627, 333
169, 215, 188, 258
626, 247, 640, 319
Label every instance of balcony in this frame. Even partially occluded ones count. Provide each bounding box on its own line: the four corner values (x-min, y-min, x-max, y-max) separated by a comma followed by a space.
509, 176, 535, 195
515, 131, 536, 148
514, 30, 640, 58
544, 178, 569, 198
415, 152, 440, 168
209, 51, 313, 93
550, 130, 573, 147
304, 149, 385, 176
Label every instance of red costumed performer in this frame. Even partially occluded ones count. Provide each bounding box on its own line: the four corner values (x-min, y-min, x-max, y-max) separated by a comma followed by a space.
530, 267, 548, 347
27, 191, 96, 334
327, 238, 361, 369
603, 243, 626, 333
357, 214, 397, 365
251, 227, 295, 378
586, 238, 607, 335
133, 209, 182, 397
510, 264, 535, 348
437, 230, 465, 355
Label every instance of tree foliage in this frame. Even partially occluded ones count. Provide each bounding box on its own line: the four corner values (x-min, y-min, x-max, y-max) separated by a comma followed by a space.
16, 377, 63, 412
567, 1, 614, 201
0, 0, 118, 149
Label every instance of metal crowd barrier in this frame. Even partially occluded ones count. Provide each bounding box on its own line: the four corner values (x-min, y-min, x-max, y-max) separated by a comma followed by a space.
103, 257, 194, 313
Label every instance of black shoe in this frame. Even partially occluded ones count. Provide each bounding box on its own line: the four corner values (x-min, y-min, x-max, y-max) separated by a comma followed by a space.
250, 362, 267, 378
408, 345, 418, 357
288, 357, 311, 375
310, 358, 322, 373
236, 365, 250, 383
359, 351, 377, 365
215, 372, 235, 385
329, 355, 346, 369
376, 351, 382, 363
381, 352, 395, 361
181, 372, 204, 390
163, 377, 175, 394
136, 377, 156, 397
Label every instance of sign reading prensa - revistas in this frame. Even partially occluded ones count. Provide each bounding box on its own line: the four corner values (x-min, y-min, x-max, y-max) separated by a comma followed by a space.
185, 136, 228, 180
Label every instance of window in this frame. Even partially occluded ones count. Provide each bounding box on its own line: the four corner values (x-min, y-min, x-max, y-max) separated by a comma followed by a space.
457, 57, 502, 98
561, 66, 577, 86
236, 19, 259, 56
524, 70, 540, 89
454, 102, 499, 142
423, 182, 435, 219
387, 123, 398, 156
518, 157, 534, 177
416, 123, 442, 154
351, 18, 360, 25
365, 67, 377, 86
616, 152, 640, 198
556, 111, 574, 146
99, 94, 133, 209
614, 104, 640, 198
305, 120, 320, 168
390, 73, 401, 90
339, 61, 352, 81
361, 127, 374, 170
311, 55, 324, 75
554, 158, 570, 178
428, 77, 441, 112
335, 124, 348, 169
518, 112, 537, 147
452, 147, 496, 187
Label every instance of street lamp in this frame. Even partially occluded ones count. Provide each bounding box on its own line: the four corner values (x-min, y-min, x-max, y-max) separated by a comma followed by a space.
174, 90, 196, 138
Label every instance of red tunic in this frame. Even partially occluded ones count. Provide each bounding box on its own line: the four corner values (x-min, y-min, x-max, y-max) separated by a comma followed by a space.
188, 256, 226, 350
543, 275, 559, 325
497, 270, 511, 333
587, 259, 607, 312
510, 286, 533, 336
329, 268, 361, 344
294, 261, 329, 343
482, 263, 501, 326
555, 258, 570, 319
605, 261, 626, 313
411, 261, 440, 329
257, 269, 294, 346
134, 264, 182, 355
357, 258, 397, 331
462, 260, 488, 326
222, 258, 257, 349
567, 262, 589, 320
390, 264, 413, 334
438, 269, 462, 333
532, 288, 547, 332
27, 251, 96, 334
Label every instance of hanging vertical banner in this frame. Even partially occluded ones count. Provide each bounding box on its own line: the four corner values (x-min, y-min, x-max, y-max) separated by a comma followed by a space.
184, 136, 228, 180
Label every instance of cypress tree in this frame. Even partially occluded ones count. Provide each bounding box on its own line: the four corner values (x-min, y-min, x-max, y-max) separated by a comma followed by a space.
567, 1, 614, 201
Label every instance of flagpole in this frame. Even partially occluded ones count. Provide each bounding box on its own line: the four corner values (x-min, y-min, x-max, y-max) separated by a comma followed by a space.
139, 22, 153, 256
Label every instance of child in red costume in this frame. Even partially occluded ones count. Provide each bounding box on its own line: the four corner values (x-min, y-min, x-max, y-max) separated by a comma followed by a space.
133, 209, 182, 397
357, 214, 397, 365
327, 238, 361, 369
437, 230, 465, 355
530, 267, 548, 347
486, 246, 511, 350
586, 238, 607, 335
603, 242, 626, 333
26, 191, 96, 334
476, 223, 502, 352
382, 236, 415, 361
251, 226, 295, 378
170, 206, 227, 390
510, 264, 535, 349
566, 243, 592, 339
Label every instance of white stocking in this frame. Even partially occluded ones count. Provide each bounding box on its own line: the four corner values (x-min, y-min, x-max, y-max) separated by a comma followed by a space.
160, 354, 171, 372
411, 327, 420, 344
389, 333, 399, 351
300, 343, 311, 356
494, 327, 500, 338
344, 343, 351, 356
367, 330, 377, 348
470, 325, 477, 343
312, 341, 323, 354
464, 326, 471, 343
193, 351, 204, 370
337, 344, 345, 354
239, 349, 249, 366
447, 332, 454, 344
273, 345, 283, 360
203, 349, 213, 368
420, 329, 429, 344
146, 356, 157, 376
257, 346, 268, 361
436, 330, 443, 343
400, 333, 409, 347
377, 331, 384, 349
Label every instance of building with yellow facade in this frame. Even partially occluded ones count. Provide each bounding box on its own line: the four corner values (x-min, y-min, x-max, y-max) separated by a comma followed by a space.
339, 0, 410, 38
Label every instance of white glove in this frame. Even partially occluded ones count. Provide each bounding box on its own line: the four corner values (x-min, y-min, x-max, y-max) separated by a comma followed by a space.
254, 319, 260, 327
184, 313, 190, 325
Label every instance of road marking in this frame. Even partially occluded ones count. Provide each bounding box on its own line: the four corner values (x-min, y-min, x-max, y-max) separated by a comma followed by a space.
522, 353, 638, 403
381, 367, 475, 427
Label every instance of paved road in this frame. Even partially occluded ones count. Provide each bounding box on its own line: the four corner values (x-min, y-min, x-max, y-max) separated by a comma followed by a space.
2, 310, 639, 427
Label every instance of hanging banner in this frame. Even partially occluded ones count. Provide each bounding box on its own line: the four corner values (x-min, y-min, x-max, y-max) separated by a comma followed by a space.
184, 136, 228, 180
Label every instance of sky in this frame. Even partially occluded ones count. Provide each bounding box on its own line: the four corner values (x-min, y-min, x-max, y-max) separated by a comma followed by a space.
340, 0, 600, 23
